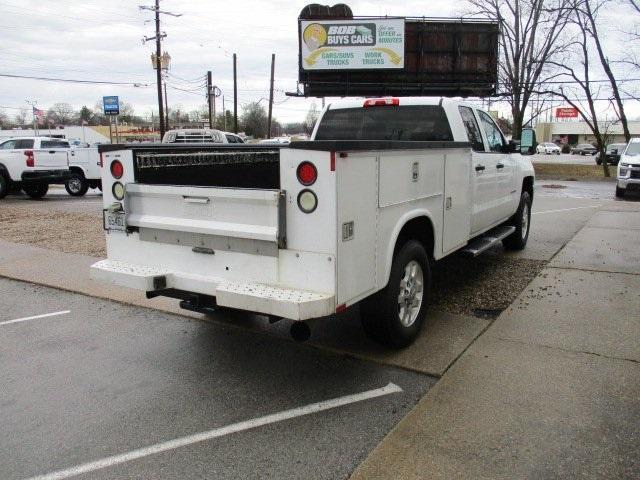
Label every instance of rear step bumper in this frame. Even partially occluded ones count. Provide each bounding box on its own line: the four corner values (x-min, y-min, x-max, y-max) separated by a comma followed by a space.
90, 259, 334, 320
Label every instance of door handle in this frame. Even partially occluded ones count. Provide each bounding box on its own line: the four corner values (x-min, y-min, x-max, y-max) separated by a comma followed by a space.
183, 196, 210, 204
496, 163, 505, 169
49, 150, 56, 154
475, 165, 485, 172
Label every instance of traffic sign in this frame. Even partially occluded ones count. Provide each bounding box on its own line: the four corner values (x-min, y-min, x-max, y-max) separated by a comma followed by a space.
103, 96, 120, 116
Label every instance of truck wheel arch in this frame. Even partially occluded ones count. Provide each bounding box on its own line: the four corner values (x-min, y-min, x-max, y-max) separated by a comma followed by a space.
384, 212, 435, 287
69, 165, 87, 178
522, 176, 534, 200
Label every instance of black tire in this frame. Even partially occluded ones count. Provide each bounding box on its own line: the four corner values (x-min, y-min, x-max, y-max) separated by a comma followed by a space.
615, 186, 625, 198
0, 174, 9, 199
360, 240, 431, 348
596, 159, 602, 165
97, 180, 102, 192
23, 183, 49, 199
503, 191, 532, 251
65, 172, 89, 196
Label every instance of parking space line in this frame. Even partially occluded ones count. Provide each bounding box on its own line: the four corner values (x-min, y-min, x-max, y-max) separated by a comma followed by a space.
25, 382, 402, 480
532, 205, 600, 215
0, 310, 71, 327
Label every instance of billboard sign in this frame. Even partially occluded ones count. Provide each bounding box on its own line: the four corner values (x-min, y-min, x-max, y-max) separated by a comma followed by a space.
556, 107, 578, 118
300, 18, 405, 70
103, 96, 120, 116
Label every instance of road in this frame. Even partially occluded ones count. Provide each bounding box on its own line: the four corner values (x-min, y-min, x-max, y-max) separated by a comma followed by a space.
0, 278, 434, 480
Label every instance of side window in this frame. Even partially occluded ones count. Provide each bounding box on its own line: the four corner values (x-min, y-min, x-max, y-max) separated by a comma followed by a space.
478, 111, 505, 153
458, 106, 484, 152
0, 140, 17, 150
15, 139, 35, 149
225, 134, 236, 143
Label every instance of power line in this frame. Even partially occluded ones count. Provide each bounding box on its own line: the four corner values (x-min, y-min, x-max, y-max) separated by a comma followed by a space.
0, 73, 148, 86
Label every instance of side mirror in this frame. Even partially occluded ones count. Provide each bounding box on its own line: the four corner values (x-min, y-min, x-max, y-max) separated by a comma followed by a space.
519, 128, 537, 155
502, 140, 518, 153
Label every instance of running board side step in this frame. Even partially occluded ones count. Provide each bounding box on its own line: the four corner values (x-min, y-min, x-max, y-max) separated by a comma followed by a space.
461, 226, 516, 257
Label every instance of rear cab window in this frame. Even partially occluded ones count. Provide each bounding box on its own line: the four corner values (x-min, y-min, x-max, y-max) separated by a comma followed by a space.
40, 140, 70, 148
315, 105, 453, 141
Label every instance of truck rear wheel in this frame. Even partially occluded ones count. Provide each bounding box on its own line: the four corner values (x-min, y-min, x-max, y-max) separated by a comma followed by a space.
503, 191, 531, 250
360, 240, 431, 348
23, 183, 49, 199
0, 174, 9, 199
65, 173, 89, 196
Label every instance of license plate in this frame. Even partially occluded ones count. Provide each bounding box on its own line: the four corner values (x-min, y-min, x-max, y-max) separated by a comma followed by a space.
103, 211, 126, 231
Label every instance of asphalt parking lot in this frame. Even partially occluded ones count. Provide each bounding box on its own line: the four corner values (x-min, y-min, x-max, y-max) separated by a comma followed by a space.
1, 178, 638, 480
0, 278, 435, 480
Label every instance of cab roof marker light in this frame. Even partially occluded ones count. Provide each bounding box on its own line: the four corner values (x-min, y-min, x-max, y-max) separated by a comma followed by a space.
363, 97, 400, 107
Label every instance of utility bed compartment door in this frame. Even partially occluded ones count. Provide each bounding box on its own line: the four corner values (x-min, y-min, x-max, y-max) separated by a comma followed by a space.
34, 150, 68, 169
125, 184, 285, 245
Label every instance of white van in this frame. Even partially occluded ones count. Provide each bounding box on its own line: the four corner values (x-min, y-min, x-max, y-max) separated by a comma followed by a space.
616, 138, 640, 197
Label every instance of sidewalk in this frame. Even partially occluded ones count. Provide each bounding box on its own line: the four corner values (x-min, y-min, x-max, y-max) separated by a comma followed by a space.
351, 203, 640, 479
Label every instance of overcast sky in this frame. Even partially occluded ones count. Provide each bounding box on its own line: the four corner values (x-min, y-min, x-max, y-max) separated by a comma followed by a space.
0, 0, 638, 124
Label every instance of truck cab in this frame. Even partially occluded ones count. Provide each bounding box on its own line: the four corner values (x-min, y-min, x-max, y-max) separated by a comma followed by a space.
0, 136, 71, 199
91, 97, 534, 347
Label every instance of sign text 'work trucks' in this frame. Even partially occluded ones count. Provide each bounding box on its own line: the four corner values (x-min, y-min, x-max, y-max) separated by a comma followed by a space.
91, 98, 536, 347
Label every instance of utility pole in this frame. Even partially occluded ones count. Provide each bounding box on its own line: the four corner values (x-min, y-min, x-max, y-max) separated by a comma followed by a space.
267, 53, 275, 139
153, 0, 164, 138
141, 1, 180, 139
233, 53, 238, 134
207, 71, 213, 128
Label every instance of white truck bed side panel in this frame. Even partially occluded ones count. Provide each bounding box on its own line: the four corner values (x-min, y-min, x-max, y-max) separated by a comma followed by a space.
378, 151, 444, 208
442, 149, 472, 254
336, 153, 378, 305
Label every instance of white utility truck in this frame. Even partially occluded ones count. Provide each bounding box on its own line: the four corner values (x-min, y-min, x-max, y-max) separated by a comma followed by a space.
91, 97, 536, 347
0, 136, 71, 199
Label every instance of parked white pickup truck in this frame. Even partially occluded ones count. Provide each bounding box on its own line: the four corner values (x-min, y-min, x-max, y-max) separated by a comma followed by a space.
91, 97, 536, 347
0, 136, 71, 199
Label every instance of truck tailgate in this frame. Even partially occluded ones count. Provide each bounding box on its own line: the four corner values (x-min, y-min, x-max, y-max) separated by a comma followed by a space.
34, 149, 68, 169
125, 184, 286, 247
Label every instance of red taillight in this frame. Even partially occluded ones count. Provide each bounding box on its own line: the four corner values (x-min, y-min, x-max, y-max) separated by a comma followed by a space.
110, 160, 123, 179
24, 150, 34, 167
363, 97, 400, 107
297, 161, 317, 186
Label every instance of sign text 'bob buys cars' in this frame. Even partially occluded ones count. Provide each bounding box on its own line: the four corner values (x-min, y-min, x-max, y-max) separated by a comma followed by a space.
300, 19, 404, 70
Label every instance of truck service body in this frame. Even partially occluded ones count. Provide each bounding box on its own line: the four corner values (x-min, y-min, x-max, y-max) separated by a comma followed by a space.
91, 97, 535, 346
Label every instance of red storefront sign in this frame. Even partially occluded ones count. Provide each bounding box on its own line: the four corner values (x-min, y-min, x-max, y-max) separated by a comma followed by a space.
556, 107, 578, 118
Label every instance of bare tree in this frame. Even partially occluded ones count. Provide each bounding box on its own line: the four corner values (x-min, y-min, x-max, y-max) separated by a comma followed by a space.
0, 108, 9, 128
14, 108, 28, 127
467, 0, 573, 138
576, 0, 631, 142
538, 2, 616, 176
47, 102, 77, 125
